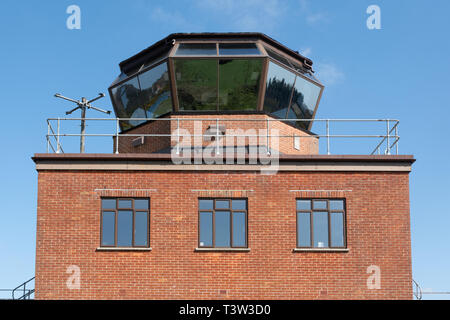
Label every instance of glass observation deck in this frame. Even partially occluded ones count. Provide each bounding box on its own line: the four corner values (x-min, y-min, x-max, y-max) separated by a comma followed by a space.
108, 33, 324, 131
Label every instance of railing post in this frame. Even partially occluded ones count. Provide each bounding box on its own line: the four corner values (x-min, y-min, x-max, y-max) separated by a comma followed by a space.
176, 118, 180, 155
56, 118, 61, 154
47, 120, 50, 153
386, 119, 390, 155
326, 119, 330, 155
115, 118, 119, 154
395, 123, 399, 155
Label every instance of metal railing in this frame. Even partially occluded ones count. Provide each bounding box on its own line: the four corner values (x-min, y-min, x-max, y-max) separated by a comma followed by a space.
46, 117, 400, 155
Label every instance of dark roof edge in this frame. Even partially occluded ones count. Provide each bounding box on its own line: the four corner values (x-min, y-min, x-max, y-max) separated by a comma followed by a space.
118, 32, 313, 72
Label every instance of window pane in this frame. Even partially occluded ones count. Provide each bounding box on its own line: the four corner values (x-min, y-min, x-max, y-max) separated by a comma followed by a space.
329, 200, 344, 211
263, 62, 296, 119
137, 63, 172, 118
101, 211, 115, 246
232, 199, 247, 211
111, 76, 142, 130
176, 43, 217, 56
218, 59, 261, 111
102, 199, 116, 210
265, 47, 293, 68
297, 212, 311, 247
232, 212, 246, 247
313, 211, 329, 248
174, 59, 218, 111
118, 199, 132, 209
288, 75, 321, 130
134, 199, 149, 210
134, 211, 148, 246
215, 200, 230, 209
117, 210, 133, 247
296, 200, 311, 211
313, 200, 327, 210
199, 199, 213, 210
199, 212, 213, 247
215, 211, 231, 247
219, 43, 260, 56
330, 212, 344, 247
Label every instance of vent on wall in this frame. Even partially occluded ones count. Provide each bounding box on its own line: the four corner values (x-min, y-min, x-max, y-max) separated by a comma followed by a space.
132, 136, 145, 147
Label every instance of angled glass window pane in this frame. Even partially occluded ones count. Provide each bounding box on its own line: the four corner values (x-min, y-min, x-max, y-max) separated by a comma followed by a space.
176, 43, 217, 56
134, 211, 148, 246
265, 47, 293, 68
218, 59, 262, 111
137, 63, 173, 118
102, 199, 116, 210
313, 200, 327, 210
101, 211, 115, 246
232, 199, 247, 211
263, 62, 296, 119
297, 212, 311, 247
111, 76, 142, 130
174, 59, 218, 111
232, 212, 246, 247
219, 43, 260, 55
313, 211, 329, 248
134, 199, 149, 210
199, 199, 213, 210
117, 210, 133, 247
296, 200, 311, 211
329, 200, 344, 211
118, 199, 132, 209
215, 211, 231, 247
199, 212, 213, 247
330, 212, 344, 247
288, 75, 321, 130
215, 200, 230, 210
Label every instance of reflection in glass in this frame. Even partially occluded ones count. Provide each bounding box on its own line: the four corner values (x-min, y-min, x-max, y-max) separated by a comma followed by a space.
297, 212, 311, 247
215, 211, 231, 247
199, 212, 213, 247
330, 212, 344, 247
117, 210, 133, 247
215, 200, 229, 210
232, 200, 247, 211
176, 43, 217, 56
134, 211, 148, 246
288, 75, 321, 130
134, 199, 149, 210
118, 199, 132, 209
232, 212, 246, 247
296, 200, 311, 211
313, 200, 327, 210
263, 62, 296, 118
102, 199, 116, 210
101, 211, 115, 246
199, 199, 214, 210
313, 211, 329, 248
174, 59, 218, 111
219, 59, 262, 111
329, 200, 344, 211
219, 43, 260, 56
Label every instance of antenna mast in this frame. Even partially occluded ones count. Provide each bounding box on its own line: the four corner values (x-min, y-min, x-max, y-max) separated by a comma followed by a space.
54, 93, 111, 153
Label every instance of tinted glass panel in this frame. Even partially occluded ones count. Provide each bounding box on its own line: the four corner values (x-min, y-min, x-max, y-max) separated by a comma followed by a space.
297, 212, 311, 247
134, 211, 148, 246
174, 59, 218, 111
118, 199, 132, 209
330, 212, 344, 247
102, 199, 116, 210
134, 199, 149, 210
329, 200, 344, 211
117, 210, 133, 247
199, 212, 213, 247
313, 200, 327, 210
111, 76, 141, 130
176, 43, 217, 56
199, 199, 214, 210
218, 59, 261, 111
101, 211, 115, 246
215, 200, 230, 209
263, 62, 296, 118
313, 211, 329, 248
296, 200, 311, 211
232, 212, 246, 247
232, 199, 247, 211
219, 43, 260, 55
288, 75, 321, 129
215, 211, 231, 247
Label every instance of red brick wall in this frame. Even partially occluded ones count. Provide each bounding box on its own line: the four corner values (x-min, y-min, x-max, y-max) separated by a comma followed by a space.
35, 170, 412, 299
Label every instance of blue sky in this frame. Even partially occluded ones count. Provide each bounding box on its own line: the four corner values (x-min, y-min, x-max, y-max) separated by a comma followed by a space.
0, 0, 449, 299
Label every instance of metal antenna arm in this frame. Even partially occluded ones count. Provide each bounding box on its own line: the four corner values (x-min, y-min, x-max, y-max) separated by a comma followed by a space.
65, 106, 81, 115
87, 93, 105, 104
88, 105, 111, 114
54, 93, 80, 104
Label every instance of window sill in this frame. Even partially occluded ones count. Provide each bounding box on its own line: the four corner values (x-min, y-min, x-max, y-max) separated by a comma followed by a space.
293, 248, 349, 253
195, 247, 250, 252
96, 247, 152, 252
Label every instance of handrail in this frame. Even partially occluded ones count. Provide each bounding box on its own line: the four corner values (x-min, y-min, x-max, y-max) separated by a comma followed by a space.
12, 276, 35, 300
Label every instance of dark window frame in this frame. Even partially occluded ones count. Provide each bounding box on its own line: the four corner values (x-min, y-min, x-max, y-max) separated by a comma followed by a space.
100, 197, 150, 248
296, 198, 347, 249
198, 198, 248, 248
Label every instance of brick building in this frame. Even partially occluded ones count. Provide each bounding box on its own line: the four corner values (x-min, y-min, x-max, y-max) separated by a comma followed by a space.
33, 33, 415, 299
